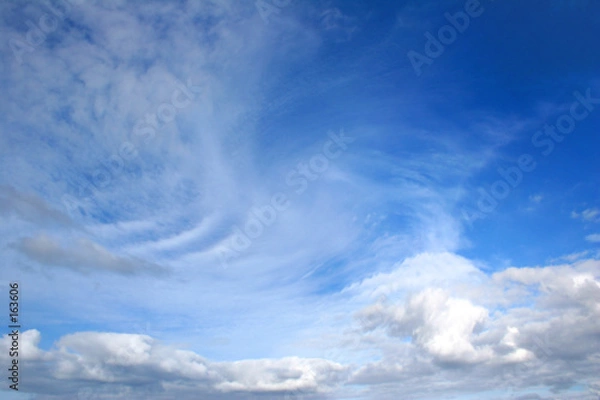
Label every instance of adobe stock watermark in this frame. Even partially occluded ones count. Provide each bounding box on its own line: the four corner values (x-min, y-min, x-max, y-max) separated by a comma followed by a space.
407, 0, 494, 77
61, 78, 203, 218
255, 0, 293, 24
462, 88, 599, 225
217, 130, 354, 268
8, 0, 73, 65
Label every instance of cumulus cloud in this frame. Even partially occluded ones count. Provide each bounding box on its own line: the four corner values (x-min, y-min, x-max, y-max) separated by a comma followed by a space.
0, 330, 349, 399
3, 253, 598, 399
343, 255, 600, 398
358, 288, 493, 364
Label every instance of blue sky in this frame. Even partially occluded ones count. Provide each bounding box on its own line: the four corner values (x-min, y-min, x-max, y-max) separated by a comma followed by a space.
1, 0, 599, 399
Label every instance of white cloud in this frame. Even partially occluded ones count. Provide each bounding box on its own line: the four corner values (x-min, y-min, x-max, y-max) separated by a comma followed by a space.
0, 330, 349, 399
551, 250, 590, 263
2, 253, 600, 399
572, 208, 600, 222
529, 194, 543, 203
344, 255, 600, 397
585, 233, 600, 243
358, 288, 494, 364
344, 252, 487, 303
